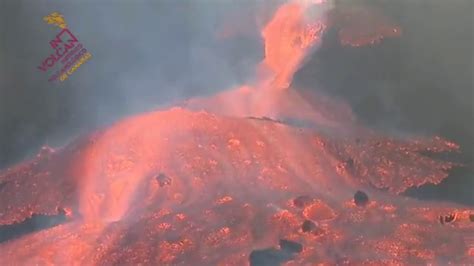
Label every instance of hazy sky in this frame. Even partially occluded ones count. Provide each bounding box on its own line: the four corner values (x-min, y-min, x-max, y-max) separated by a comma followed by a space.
0, 0, 275, 166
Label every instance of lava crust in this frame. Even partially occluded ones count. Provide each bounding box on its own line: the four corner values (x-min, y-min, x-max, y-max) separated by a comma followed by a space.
0, 108, 472, 265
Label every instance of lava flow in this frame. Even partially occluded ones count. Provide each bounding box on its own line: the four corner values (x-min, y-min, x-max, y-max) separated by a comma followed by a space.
0, 1, 472, 265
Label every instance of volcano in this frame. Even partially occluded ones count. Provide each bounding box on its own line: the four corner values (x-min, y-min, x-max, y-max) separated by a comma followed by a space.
0, 1, 473, 265
0, 105, 472, 265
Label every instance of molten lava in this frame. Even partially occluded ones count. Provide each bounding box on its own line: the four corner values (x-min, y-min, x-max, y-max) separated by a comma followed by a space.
260, 0, 327, 89
0, 1, 472, 265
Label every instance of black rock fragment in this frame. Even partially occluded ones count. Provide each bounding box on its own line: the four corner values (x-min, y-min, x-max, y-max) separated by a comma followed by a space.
470, 214, 474, 222
354, 190, 369, 206
301, 220, 316, 233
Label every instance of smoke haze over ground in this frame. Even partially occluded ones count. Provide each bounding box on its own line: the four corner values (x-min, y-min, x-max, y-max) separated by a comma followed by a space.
0, 0, 472, 204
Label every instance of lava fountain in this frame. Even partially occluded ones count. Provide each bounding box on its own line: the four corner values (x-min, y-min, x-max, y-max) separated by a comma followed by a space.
0, 1, 472, 265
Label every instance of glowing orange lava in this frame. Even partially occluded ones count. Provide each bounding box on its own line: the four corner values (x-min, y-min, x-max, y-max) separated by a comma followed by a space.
260, 0, 328, 89
0, 1, 472, 265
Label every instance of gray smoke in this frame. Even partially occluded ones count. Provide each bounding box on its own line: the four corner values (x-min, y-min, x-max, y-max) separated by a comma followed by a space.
0, 0, 278, 166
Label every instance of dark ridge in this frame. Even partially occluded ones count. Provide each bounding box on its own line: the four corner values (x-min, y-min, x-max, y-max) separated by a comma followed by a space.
0, 210, 68, 243
246, 116, 283, 124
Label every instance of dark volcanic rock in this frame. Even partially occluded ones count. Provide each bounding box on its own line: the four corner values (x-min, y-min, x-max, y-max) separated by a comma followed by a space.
354, 190, 369, 206
301, 220, 317, 233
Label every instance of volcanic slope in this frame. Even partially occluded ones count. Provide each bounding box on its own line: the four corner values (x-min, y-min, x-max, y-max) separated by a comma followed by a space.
0, 107, 472, 265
